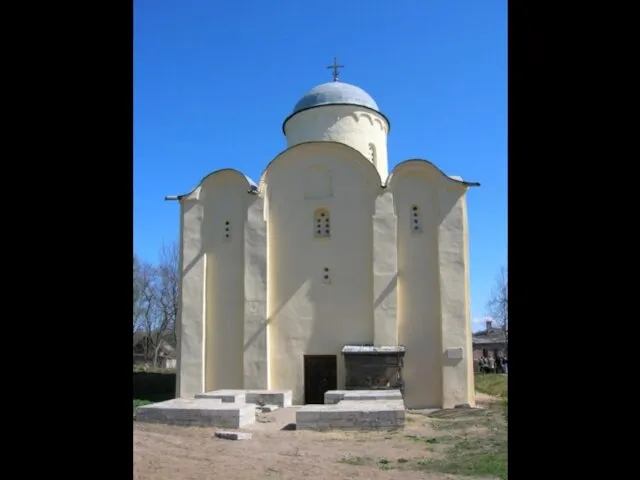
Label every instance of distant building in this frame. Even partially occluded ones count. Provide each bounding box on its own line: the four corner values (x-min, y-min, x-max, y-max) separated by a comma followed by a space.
472, 320, 507, 360
133, 331, 177, 369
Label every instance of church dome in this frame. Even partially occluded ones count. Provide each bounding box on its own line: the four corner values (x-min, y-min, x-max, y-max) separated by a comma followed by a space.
291, 81, 380, 115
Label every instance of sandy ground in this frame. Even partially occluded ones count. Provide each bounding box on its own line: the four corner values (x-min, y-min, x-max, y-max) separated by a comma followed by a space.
133, 394, 501, 480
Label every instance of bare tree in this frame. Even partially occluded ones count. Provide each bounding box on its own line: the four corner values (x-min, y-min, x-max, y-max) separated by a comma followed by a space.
133, 256, 141, 335
133, 255, 156, 338
132, 242, 180, 367
152, 241, 179, 366
133, 255, 159, 364
486, 266, 508, 346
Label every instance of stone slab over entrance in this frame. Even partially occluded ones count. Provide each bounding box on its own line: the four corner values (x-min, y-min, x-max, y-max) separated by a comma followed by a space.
324, 389, 403, 404
136, 398, 256, 428
296, 399, 405, 430
197, 389, 293, 408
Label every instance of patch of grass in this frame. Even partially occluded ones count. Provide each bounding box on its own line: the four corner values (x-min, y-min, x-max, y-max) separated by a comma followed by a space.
133, 399, 153, 418
339, 401, 507, 479
431, 419, 476, 431
337, 456, 403, 471
134, 399, 153, 408
431, 413, 496, 436
430, 410, 495, 431
415, 458, 434, 468
414, 404, 508, 479
429, 408, 490, 420
405, 434, 439, 444
428, 435, 508, 479
474, 373, 508, 397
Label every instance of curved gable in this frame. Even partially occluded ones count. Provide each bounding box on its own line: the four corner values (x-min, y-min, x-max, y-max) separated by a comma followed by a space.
386, 159, 480, 192
175, 168, 257, 201
258, 141, 383, 196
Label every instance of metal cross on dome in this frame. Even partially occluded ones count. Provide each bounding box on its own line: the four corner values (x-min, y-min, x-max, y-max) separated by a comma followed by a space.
326, 57, 344, 82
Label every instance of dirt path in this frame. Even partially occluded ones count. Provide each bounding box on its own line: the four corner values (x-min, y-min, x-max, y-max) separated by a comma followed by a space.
134, 393, 502, 480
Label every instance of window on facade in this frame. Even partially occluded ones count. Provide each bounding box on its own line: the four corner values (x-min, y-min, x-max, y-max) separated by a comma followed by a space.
314, 208, 331, 238
223, 220, 231, 241
368, 143, 377, 164
411, 205, 422, 233
322, 266, 331, 284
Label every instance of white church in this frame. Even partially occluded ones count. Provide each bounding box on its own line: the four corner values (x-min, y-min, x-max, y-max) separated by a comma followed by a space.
169, 64, 479, 410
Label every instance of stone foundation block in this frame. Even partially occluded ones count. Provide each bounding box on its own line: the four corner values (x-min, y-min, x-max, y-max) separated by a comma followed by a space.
214, 431, 253, 440
257, 405, 279, 413
194, 389, 292, 407
324, 389, 403, 404
245, 390, 292, 407
136, 398, 256, 428
195, 390, 247, 404
296, 400, 405, 431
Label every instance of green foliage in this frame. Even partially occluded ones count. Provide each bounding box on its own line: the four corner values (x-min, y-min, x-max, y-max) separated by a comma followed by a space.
474, 373, 508, 397
417, 434, 508, 479
405, 434, 439, 444
338, 402, 507, 479
133, 399, 153, 418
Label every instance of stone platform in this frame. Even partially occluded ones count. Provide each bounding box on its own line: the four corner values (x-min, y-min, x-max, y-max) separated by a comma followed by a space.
196, 389, 292, 408
296, 399, 405, 430
195, 390, 246, 404
135, 388, 405, 431
136, 398, 256, 428
324, 389, 403, 404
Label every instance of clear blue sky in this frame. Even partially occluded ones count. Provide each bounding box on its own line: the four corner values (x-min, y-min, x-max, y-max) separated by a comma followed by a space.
133, 0, 507, 330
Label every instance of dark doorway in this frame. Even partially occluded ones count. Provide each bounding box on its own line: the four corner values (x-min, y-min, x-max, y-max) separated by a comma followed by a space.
303, 355, 337, 404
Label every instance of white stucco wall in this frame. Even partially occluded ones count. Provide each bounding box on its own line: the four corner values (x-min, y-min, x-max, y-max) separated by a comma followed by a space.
393, 172, 443, 409
176, 171, 257, 398
373, 192, 398, 345
284, 105, 390, 180
201, 172, 249, 391
243, 196, 268, 388
176, 198, 206, 398
262, 142, 382, 404
438, 186, 475, 409
389, 161, 475, 409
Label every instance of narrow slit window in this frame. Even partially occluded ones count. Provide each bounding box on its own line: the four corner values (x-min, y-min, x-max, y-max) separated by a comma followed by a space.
314, 208, 331, 238
368, 143, 377, 165
411, 205, 422, 234
223, 220, 231, 241
322, 267, 331, 284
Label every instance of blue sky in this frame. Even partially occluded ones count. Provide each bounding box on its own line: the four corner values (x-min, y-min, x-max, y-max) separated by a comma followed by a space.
134, 0, 507, 330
